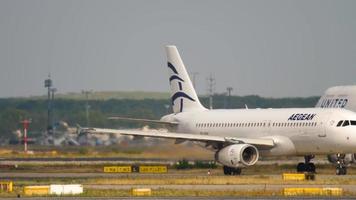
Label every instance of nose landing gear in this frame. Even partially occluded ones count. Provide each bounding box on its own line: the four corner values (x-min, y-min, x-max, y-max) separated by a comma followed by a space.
336, 165, 347, 175
296, 155, 316, 173
335, 154, 347, 175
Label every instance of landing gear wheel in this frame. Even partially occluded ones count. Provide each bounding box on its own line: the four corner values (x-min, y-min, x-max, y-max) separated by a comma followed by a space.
232, 168, 241, 175
307, 163, 316, 173
336, 166, 347, 175
223, 166, 241, 175
223, 166, 231, 175
297, 162, 305, 172
296, 155, 316, 173
296, 162, 316, 173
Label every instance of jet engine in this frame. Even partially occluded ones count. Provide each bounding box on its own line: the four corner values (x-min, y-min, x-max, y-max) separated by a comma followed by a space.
327, 154, 356, 165
215, 144, 259, 168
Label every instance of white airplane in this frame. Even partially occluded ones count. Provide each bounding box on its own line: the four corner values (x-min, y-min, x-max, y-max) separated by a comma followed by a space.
86, 46, 356, 175
315, 85, 356, 173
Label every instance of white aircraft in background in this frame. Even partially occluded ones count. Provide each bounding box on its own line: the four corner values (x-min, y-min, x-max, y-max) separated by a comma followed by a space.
316, 85, 356, 111
315, 85, 356, 173
85, 46, 356, 175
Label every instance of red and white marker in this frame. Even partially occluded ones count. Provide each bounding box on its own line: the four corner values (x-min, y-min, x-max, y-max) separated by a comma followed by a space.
20, 119, 31, 153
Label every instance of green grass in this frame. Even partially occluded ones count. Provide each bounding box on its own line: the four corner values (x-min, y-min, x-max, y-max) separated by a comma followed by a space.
82, 189, 281, 197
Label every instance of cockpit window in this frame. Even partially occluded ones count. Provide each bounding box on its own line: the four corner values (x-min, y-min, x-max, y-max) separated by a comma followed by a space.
336, 120, 343, 127
351, 121, 356, 125
342, 120, 350, 127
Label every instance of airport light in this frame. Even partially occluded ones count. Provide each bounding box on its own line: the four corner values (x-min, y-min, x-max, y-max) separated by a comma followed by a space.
50, 88, 57, 133
82, 90, 93, 127
206, 74, 215, 109
192, 72, 199, 89
226, 87, 233, 108
20, 119, 31, 153
44, 75, 53, 134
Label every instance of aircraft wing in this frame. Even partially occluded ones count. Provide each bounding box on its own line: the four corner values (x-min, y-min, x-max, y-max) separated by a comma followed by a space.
83, 128, 275, 148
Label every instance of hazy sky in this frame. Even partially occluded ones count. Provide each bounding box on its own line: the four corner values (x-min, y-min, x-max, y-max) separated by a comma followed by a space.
0, 0, 355, 98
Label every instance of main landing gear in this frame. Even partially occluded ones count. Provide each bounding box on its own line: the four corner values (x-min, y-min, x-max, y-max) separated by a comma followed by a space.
223, 166, 241, 175
297, 155, 316, 173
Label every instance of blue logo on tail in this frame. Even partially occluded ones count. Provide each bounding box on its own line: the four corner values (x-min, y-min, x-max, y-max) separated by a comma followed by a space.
168, 62, 195, 112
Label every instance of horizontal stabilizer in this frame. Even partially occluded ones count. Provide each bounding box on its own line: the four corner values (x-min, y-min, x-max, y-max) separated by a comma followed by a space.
108, 116, 179, 126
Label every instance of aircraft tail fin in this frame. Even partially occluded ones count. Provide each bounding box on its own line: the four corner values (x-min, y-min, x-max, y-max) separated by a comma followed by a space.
165, 46, 206, 113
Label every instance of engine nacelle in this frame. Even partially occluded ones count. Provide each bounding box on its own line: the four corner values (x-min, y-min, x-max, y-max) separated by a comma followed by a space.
327, 154, 356, 165
215, 144, 259, 168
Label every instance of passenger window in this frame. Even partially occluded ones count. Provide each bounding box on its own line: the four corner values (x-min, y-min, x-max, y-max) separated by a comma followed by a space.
337, 120, 343, 127
342, 120, 350, 127
351, 121, 356, 126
